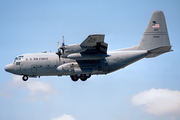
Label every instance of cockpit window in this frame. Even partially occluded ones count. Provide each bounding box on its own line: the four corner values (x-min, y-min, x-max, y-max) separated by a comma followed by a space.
14, 56, 24, 62
15, 57, 18, 61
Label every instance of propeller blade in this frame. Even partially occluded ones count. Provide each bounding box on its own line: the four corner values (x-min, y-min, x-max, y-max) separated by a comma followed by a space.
58, 42, 60, 49
62, 36, 65, 46
60, 36, 65, 54
56, 42, 61, 61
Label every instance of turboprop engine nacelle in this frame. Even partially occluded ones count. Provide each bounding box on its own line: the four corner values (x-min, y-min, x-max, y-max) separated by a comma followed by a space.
65, 44, 87, 54
67, 53, 109, 60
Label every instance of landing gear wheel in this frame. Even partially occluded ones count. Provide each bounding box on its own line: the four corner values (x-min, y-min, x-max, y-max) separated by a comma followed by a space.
86, 74, 91, 78
80, 74, 87, 81
70, 75, 79, 82
80, 77, 87, 81
22, 75, 28, 81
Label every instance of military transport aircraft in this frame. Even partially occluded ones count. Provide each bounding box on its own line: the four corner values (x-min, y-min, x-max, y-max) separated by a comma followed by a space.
5, 11, 172, 81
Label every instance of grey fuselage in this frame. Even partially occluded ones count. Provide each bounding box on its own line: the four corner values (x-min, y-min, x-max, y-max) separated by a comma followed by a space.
6, 50, 148, 77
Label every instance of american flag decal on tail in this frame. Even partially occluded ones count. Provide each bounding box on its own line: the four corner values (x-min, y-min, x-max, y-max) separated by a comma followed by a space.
152, 24, 160, 28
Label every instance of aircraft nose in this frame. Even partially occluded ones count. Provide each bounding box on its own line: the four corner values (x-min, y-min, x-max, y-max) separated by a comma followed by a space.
5, 64, 14, 73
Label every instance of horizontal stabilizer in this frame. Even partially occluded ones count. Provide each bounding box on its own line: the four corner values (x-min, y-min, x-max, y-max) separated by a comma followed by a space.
146, 46, 172, 58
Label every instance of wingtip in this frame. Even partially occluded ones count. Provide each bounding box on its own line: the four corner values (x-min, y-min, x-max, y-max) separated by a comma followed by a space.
89, 34, 105, 36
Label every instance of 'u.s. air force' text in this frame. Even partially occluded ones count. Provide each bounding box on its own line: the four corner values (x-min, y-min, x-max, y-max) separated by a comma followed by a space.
28, 58, 49, 61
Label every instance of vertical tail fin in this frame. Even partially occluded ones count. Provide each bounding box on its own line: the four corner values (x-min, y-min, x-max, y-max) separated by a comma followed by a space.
138, 11, 172, 57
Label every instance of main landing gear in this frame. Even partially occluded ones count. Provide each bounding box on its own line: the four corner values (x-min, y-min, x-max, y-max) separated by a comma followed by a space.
22, 75, 29, 81
70, 74, 91, 82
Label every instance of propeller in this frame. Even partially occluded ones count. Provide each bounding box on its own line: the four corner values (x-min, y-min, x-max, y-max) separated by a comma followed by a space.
60, 36, 65, 54
56, 36, 65, 60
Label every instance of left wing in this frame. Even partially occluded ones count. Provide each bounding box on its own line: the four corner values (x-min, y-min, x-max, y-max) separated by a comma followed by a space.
64, 34, 109, 60
80, 34, 108, 54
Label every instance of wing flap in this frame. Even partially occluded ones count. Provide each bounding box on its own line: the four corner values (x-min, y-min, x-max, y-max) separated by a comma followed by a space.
96, 42, 108, 53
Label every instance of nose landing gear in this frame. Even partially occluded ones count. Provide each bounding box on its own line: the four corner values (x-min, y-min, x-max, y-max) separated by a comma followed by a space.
22, 75, 28, 81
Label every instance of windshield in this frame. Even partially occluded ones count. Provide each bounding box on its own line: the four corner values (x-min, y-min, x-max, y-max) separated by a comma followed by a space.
14, 56, 24, 62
